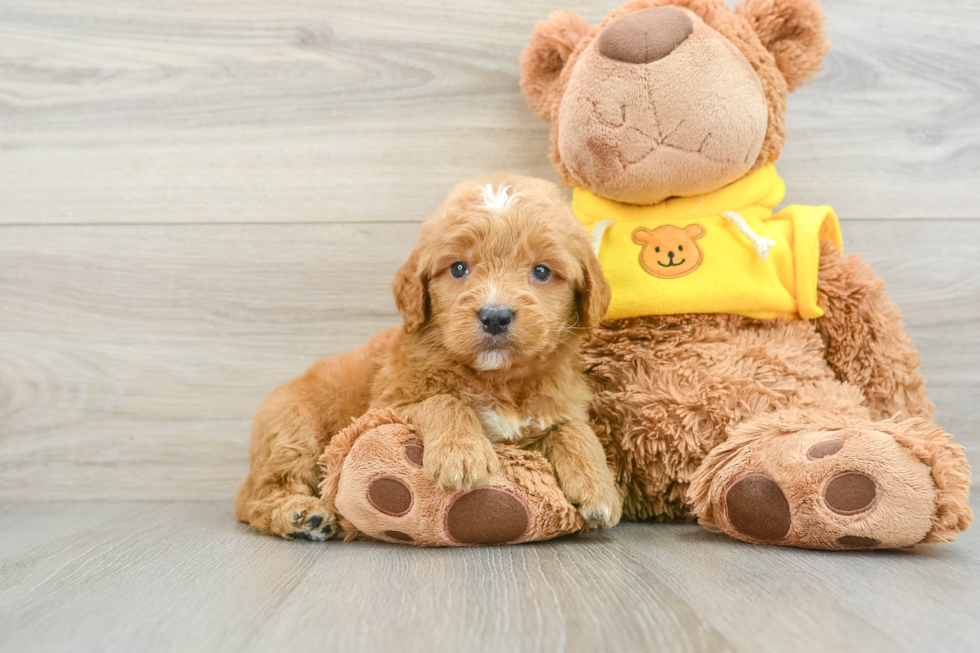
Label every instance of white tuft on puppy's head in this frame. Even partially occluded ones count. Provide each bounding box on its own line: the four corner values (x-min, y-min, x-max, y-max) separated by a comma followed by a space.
479, 184, 521, 213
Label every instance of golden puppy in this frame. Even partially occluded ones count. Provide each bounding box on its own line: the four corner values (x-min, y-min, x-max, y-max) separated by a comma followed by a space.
235, 175, 620, 540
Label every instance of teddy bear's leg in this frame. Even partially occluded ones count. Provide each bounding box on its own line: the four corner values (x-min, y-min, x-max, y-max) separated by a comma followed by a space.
688, 403, 972, 549
322, 411, 584, 546
815, 241, 933, 421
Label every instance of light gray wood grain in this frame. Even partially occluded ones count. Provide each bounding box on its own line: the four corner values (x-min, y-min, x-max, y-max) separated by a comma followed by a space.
0, 220, 976, 500
0, 0, 977, 648
0, 0, 978, 225
781, 0, 980, 215
0, 499, 977, 653
0, 222, 414, 499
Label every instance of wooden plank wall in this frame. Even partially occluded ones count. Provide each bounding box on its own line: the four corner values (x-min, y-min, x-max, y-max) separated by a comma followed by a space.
1, 0, 977, 500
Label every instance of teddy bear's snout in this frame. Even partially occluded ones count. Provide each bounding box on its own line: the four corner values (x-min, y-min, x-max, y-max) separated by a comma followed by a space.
597, 6, 694, 65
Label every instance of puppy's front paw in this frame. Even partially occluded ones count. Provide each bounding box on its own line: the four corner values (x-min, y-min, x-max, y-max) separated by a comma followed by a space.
561, 473, 622, 529
272, 495, 339, 541
423, 434, 500, 491
578, 495, 622, 529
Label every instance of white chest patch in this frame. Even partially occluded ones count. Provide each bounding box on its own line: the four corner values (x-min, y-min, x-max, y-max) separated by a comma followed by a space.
478, 408, 548, 442
478, 408, 523, 442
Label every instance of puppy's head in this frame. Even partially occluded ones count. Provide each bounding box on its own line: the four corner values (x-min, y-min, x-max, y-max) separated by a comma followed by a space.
393, 175, 610, 373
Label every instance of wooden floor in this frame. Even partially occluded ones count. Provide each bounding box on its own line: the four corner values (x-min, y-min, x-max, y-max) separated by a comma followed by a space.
0, 497, 978, 653
1, 0, 979, 650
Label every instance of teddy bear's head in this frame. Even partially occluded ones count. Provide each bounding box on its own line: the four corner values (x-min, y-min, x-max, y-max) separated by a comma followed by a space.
520, 0, 829, 205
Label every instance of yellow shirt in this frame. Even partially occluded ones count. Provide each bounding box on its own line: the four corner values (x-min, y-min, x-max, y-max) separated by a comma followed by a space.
573, 165, 843, 321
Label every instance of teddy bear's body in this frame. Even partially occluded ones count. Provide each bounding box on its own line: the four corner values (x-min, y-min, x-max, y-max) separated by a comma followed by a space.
585, 249, 969, 546
522, 0, 972, 548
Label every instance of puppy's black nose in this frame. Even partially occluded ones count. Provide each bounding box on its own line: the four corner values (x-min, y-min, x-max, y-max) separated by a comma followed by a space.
478, 306, 515, 336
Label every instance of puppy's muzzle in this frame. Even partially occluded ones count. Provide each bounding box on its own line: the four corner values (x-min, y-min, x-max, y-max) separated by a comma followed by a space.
478, 305, 515, 336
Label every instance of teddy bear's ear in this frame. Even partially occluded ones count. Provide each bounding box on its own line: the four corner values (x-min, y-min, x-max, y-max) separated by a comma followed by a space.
632, 227, 651, 245
736, 0, 830, 91
520, 11, 591, 121
684, 224, 706, 240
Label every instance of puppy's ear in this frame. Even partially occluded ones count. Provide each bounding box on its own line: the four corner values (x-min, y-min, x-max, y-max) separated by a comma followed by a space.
578, 244, 611, 335
392, 249, 427, 333
736, 0, 830, 91
520, 11, 591, 121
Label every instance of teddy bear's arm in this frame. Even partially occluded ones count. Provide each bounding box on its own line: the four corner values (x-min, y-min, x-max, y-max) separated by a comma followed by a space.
815, 241, 933, 421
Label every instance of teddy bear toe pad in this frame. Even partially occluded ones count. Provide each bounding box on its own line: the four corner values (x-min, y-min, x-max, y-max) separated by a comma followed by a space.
724, 473, 792, 542
366, 477, 413, 516
714, 429, 937, 549
823, 472, 877, 515
446, 488, 530, 545
806, 439, 844, 460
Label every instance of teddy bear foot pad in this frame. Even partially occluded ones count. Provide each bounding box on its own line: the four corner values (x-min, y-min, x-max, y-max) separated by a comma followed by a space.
706, 427, 939, 549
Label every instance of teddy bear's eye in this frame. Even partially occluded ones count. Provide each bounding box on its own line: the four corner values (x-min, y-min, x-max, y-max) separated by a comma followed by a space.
678, 245, 684, 251
655, 247, 660, 253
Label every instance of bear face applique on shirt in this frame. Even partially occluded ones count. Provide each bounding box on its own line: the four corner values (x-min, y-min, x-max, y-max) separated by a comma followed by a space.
632, 224, 705, 279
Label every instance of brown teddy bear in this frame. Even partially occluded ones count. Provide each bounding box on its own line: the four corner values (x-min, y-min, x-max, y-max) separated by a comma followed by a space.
520, 0, 972, 548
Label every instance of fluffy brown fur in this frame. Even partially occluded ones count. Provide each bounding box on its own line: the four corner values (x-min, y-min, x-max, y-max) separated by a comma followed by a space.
236, 175, 620, 539
813, 241, 933, 421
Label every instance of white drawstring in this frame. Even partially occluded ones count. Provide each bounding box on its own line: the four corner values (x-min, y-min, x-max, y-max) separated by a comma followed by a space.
591, 220, 614, 256
721, 211, 776, 262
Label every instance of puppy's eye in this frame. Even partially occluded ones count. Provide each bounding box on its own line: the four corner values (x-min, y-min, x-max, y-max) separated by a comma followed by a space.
449, 261, 469, 278
532, 265, 551, 282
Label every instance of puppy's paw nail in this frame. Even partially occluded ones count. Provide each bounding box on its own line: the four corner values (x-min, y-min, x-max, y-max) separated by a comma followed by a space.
581, 505, 613, 528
